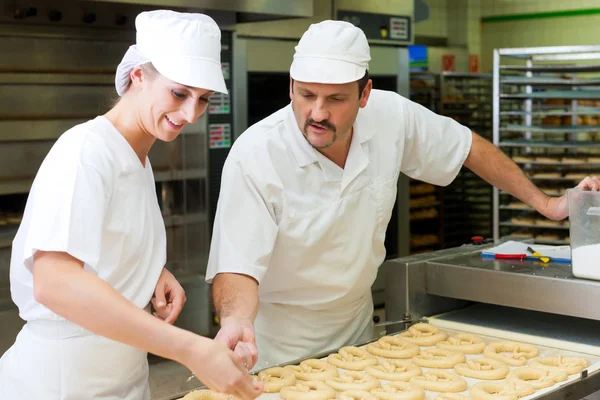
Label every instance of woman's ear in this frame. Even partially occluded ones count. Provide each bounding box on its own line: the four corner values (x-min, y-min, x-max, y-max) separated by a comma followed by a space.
129, 65, 145, 90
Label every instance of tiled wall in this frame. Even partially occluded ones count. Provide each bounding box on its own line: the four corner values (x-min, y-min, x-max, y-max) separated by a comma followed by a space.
481, 1, 600, 71
415, 0, 448, 38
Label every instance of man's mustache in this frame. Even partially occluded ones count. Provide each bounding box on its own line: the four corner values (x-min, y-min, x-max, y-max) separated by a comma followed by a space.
305, 118, 336, 132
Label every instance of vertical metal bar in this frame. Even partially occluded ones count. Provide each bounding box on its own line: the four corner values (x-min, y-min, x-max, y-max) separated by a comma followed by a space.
492, 49, 500, 240
397, 47, 410, 256
232, 34, 248, 140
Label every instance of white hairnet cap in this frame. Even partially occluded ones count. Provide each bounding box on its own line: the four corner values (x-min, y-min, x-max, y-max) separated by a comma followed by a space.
115, 10, 227, 96
290, 20, 370, 84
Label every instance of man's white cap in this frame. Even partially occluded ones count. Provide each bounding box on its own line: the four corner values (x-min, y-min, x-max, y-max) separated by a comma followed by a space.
290, 20, 370, 84
115, 10, 228, 96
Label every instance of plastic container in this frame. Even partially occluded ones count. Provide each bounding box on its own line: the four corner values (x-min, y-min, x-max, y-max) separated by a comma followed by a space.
568, 189, 600, 280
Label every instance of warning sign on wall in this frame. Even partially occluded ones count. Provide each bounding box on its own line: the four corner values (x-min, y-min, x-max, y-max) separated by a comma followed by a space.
469, 54, 480, 73
442, 54, 455, 72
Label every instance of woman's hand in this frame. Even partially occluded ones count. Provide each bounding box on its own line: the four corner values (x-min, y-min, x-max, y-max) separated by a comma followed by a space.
152, 268, 186, 324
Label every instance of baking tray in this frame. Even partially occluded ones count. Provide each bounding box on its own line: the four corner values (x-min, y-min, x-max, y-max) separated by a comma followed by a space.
172, 322, 600, 400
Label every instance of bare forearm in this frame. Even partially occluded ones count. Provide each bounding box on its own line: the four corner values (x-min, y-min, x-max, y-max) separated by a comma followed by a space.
212, 273, 259, 321
33, 252, 203, 365
464, 132, 550, 213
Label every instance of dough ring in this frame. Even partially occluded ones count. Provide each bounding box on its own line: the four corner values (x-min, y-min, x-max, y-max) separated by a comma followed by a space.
285, 359, 339, 381
367, 337, 420, 359
454, 357, 509, 380
181, 390, 236, 400
328, 346, 378, 371
412, 348, 466, 369
529, 356, 589, 375
340, 390, 378, 400
370, 381, 425, 400
256, 367, 296, 393
483, 341, 539, 367
365, 360, 422, 381
470, 381, 535, 400
280, 381, 336, 400
409, 370, 467, 393
507, 367, 567, 390
434, 395, 470, 400
398, 323, 448, 346
325, 371, 380, 392
437, 334, 486, 354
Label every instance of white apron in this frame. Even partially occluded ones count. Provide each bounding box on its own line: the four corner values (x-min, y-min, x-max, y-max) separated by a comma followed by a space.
253, 291, 374, 369
0, 319, 150, 400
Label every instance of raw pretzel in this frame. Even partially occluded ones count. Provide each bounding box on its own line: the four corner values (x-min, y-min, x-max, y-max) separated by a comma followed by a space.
284, 359, 339, 381
470, 381, 535, 400
366, 337, 420, 359
506, 367, 567, 390
454, 357, 509, 380
328, 346, 378, 371
340, 390, 378, 400
398, 323, 448, 346
409, 370, 467, 393
370, 381, 425, 400
434, 395, 470, 400
256, 367, 296, 393
436, 333, 486, 354
529, 356, 589, 375
280, 381, 336, 400
483, 341, 539, 367
181, 390, 237, 400
365, 360, 422, 381
412, 348, 466, 369
325, 371, 380, 392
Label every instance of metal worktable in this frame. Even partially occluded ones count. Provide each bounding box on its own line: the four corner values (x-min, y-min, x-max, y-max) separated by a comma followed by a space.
383, 242, 600, 399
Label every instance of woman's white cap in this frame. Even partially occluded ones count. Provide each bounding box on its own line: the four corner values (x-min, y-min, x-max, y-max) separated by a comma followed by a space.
290, 20, 370, 84
115, 10, 228, 96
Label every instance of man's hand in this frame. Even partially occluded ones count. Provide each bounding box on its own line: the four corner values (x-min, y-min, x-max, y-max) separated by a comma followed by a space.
214, 316, 258, 370
152, 268, 187, 324
541, 176, 600, 220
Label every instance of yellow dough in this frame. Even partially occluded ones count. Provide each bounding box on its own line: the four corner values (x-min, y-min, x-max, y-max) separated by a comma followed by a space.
436, 334, 486, 354
398, 323, 448, 346
412, 348, 466, 369
365, 360, 422, 382
366, 337, 420, 359
483, 341, 539, 367
409, 370, 467, 393
280, 381, 336, 400
328, 347, 378, 371
434, 395, 470, 400
285, 359, 339, 381
506, 367, 567, 390
181, 390, 237, 400
340, 390, 378, 400
256, 367, 296, 393
325, 371, 380, 392
470, 381, 535, 400
370, 381, 425, 400
454, 357, 509, 380
529, 356, 589, 375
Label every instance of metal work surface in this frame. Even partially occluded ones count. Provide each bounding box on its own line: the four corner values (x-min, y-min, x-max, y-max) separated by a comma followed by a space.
424, 249, 600, 321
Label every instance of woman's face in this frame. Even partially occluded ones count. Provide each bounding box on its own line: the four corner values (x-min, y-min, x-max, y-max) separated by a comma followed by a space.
133, 66, 214, 142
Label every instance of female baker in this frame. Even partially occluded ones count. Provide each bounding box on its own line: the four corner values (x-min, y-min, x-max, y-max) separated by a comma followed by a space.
0, 10, 262, 400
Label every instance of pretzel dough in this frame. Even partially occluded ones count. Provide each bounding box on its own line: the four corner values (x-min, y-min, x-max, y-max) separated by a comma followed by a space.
434, 395, 470, 400
325, 371, 380, 392
328, 347, 378, 371
181, 390, 236, 400
280, 381, 336, 400
412, 349, 466, 369
256, 367, 296, 393
436, 334, 486, 354
483, 341, 539, 367
454, 357, 509, 380
340, 390, 378, 400
367, 337, 420, 359
529, 356, 589, 375
507, 367, 567, 389
285, 359, 339, 381
370, 381, 425, 400
365, 360, 422, 381
470, 381, 535, 400
398, 323, 448, 346
409, 370, 467, 393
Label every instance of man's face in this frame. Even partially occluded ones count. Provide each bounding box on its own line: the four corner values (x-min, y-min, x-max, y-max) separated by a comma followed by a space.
289, 79, 371, 150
